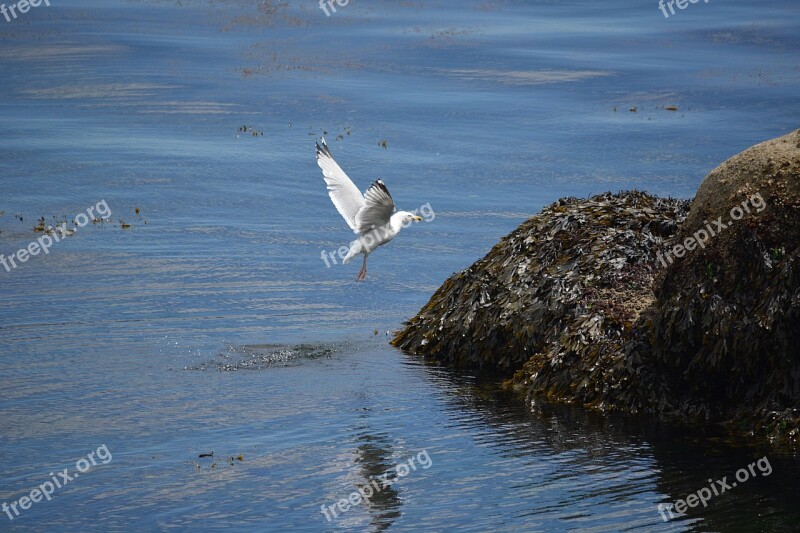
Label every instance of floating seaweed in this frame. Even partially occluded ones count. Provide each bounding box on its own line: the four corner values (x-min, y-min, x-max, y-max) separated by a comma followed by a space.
236, 124, 264, 137
186, 343, 339, 371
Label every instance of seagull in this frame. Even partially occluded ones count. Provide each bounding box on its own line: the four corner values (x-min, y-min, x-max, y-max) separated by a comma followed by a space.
316, 138, 422, 281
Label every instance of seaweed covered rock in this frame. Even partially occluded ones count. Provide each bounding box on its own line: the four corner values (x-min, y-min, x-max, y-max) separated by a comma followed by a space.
392, 191, 689, 411
651, 129, 800, 442
392, 129, 800, 446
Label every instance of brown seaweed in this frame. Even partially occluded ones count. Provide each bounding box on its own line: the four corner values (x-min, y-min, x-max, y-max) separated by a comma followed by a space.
392, 129, 800, 447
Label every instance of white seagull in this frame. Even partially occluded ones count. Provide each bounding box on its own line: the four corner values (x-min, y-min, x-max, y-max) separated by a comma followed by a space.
316, 139, 422, 281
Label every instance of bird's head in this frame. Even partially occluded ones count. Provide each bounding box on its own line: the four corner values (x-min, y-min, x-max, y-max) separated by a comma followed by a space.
392, 210, 423, 229
401, 211, 423, 224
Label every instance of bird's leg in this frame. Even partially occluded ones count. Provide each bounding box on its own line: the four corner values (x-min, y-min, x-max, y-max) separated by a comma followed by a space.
356, 254, 368, 281
355, 257, 363, 281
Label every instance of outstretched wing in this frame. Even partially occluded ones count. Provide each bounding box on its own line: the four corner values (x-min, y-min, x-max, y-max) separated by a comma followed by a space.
355, 179, 396, 233
316, 138, 364, 232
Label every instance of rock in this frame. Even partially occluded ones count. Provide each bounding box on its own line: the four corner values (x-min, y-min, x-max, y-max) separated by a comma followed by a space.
392, 129, 800, 446
392, 191, 689, 412
652, 129, 800, 443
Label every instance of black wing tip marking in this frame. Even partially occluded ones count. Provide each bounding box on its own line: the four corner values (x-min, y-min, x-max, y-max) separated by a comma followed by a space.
315, 137, 333, 159
368, 179, 393, 199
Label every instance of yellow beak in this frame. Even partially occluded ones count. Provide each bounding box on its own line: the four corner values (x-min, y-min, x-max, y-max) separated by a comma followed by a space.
413, 215, 422, 222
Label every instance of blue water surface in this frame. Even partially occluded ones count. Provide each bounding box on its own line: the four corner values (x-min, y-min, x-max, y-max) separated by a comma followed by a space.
1, 0, 800, 531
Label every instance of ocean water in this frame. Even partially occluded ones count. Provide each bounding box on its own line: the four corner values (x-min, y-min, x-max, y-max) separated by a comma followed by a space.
1, 0, 800, 530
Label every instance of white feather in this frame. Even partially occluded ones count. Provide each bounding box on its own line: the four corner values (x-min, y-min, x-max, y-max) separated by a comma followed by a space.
316, 138, 365, 233
316, 139, 396, 234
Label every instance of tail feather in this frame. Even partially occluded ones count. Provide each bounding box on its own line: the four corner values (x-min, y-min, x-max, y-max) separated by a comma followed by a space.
344, 238, 362, 264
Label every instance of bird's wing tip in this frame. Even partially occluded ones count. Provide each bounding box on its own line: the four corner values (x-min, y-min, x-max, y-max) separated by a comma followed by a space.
316, 137, 332, 159
368, 179, 391, 197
